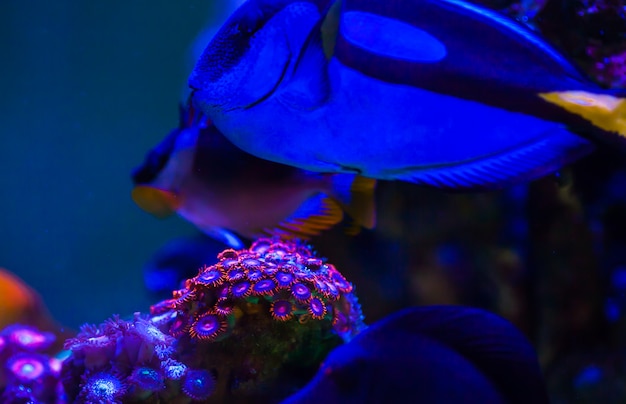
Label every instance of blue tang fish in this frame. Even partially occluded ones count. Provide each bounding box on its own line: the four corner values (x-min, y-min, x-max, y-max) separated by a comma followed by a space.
282, 305, 549, 403
131, 104, 376, 246
189, 0, 626, 189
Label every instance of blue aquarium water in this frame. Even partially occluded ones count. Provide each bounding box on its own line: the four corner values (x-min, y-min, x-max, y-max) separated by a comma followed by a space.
1, 0, 626, 402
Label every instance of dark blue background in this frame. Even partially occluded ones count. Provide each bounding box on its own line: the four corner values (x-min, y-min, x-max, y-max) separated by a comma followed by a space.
0, 1, 241, 327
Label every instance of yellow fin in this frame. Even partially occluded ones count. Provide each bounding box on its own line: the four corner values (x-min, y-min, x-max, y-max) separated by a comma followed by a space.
331, 175, 377, 231
131, 186, 181, 218
539, 91, 626, 138
263, 194, 344, 239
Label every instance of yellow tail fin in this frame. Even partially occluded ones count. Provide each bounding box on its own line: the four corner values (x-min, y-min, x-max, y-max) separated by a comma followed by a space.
539, 91, 626, 138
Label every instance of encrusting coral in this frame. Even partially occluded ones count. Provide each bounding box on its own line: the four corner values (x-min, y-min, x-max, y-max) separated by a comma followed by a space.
0, 238, 365, 403
149, 238, 366, 402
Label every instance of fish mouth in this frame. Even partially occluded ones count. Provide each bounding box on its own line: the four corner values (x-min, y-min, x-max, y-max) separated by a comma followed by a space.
242, 53, 291, 110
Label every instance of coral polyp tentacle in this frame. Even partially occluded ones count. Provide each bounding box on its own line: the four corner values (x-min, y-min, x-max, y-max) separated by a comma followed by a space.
275, 271, 295, 288
190, 313, 227, 341
161, 358, 187, 380
291, 282, 312, 302
217, 249, 239, 261
129, 366, 165, 392
214, 299, 235, 316
150, 298, 177, 315
148, 237, 364, 354
169, 313, 192, 337
227, 268, 246, 282
242, 258, 261, 270
2, 325, 56, 351
308, 297, 327, 320
79, 371, 127, 403
192, 267, 224, 287
270, 300, 294, 321
252, 279, 277, 296
330, 272, 353, 293
7, 353, 48, 383
231, 281, 252, 298
246, 269, 264, 282
182, 369, 215, 400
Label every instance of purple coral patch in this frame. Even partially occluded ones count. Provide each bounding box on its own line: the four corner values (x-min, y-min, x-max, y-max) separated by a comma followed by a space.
231, 281, 252, 298
129, 366, 165, 392
80, 371, 126, 402
169, 314, 191, 337
194, 268, 223, 286
271, 300, 294, 321
227, 268, 245, 282
7, 353, 47, 382
182, 369, 215, 400
190, 314, 226, 341
252, 279, 276, 295
309, 297, 327, 320
291, 283, 312, 302
247, 269, 264, 282
275, 271, 294, 287
3, 325, 55, 351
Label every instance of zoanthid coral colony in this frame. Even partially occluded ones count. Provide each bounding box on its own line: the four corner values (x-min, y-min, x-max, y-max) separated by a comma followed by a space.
0, 238, 365, 403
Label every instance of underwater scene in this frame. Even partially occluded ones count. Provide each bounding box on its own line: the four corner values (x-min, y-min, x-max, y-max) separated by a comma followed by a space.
2, 0, 626, 402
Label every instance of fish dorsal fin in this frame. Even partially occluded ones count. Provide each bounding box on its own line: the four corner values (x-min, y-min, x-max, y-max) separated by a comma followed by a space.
261, 193, 343, 239
330, 174, 377, 230
392, 127, 594, 190
540, 91, 626, 140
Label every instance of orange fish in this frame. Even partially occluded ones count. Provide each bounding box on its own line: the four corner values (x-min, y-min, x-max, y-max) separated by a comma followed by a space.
0, 268, 71, 348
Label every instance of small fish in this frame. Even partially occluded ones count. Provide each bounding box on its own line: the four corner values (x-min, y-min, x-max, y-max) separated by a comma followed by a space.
131, 104, 376, 246
0, 268, 70, 348
189, 0, 626, 190
282, 305, 549, 404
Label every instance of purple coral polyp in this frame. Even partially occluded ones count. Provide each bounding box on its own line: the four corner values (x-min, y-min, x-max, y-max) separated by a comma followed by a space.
182, 369, 215, 401
2, 325, 55, 351
190, 313, 226, 341
309, 297, 327, 320
151, 238, 365, 342
193, 267, 223, 286
253, 279, 277, 295
80, 371, 127, 403
129, 366, 165, 392
292, 282, 312, 302
276, 271, 295, 287
231, 280, 252, 297
271, 299, 294, 321
7, 353, 47, 382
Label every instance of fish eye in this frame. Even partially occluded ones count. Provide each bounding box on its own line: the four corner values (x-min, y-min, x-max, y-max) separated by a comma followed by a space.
233, 0, 292, 36
237, 8, 265, 35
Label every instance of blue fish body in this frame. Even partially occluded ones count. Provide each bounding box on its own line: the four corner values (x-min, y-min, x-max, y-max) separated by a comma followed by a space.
282, 306, 549, 403
190, 0, 626, 189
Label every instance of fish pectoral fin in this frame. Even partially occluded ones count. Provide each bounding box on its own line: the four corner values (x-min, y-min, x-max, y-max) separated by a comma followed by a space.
330, 174, 377, 230
199, 226, 245, 249
263, 193, 344, 239
390, 127, 594, 190
539, 91, 626, 139
131, 186, 181, 218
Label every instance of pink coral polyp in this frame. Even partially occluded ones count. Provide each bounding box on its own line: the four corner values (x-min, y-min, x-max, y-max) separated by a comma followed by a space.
190, 313, 226, 341
151, 238, 364, 342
